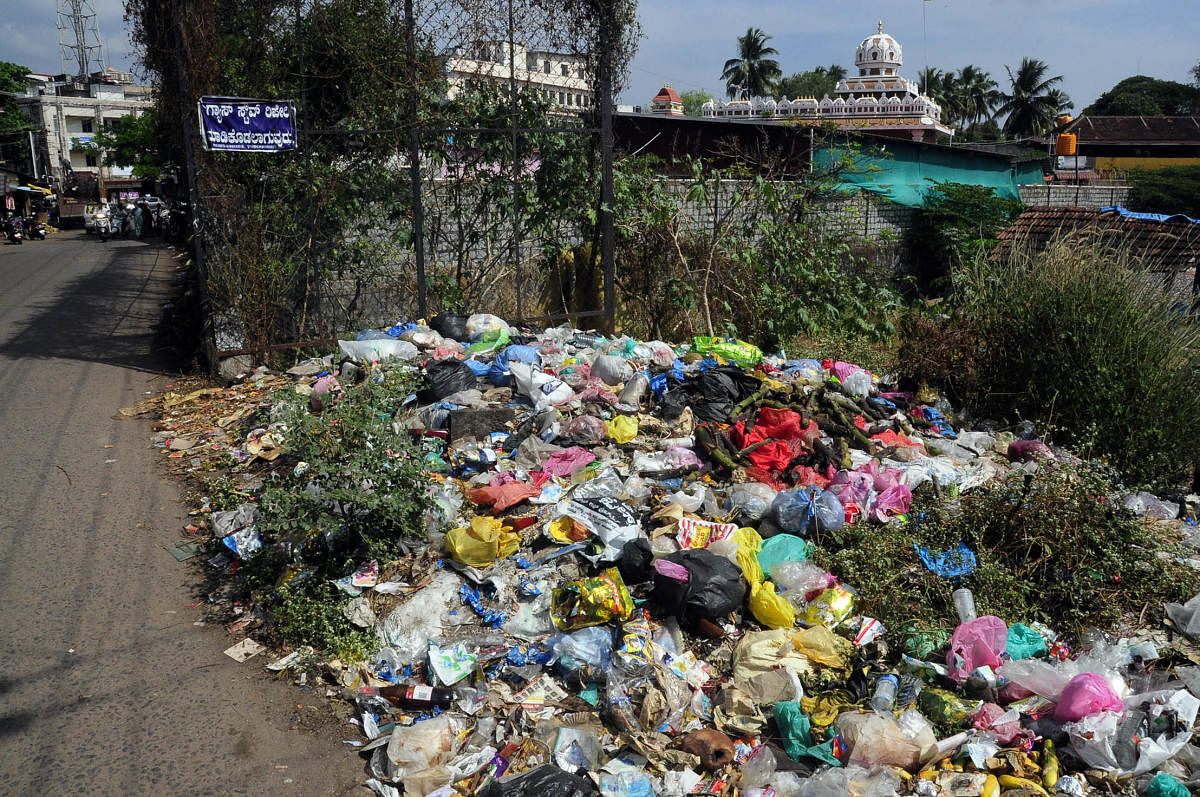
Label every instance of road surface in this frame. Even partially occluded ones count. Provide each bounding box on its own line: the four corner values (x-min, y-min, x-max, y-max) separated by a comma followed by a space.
0, 232, 365, 795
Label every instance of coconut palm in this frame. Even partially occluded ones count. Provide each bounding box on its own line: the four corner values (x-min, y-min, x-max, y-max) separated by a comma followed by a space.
956, 64, 1001, 128
998, 57, 1072, 138
720, 28, 782, 99
917, 67, 962, 127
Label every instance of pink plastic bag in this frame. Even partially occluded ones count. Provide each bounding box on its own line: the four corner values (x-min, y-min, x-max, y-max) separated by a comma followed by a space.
870, 484, 912, 522
972, 702, 1032, 746
947, 616, 1008, 684
541, 446, 597, 477
1053, 672, 1123, 722
858, 460, 902, 492
828, 470, 873, 505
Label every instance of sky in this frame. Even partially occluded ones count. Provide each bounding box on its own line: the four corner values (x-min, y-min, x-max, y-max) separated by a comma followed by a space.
3, 0, 1198, 117
624, 0, 1200, 112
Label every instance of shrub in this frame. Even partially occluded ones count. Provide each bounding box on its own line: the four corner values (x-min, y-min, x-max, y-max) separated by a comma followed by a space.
815, 464, 1200, 640
901, 234, 1200, 485
1126, 165, 1200, 219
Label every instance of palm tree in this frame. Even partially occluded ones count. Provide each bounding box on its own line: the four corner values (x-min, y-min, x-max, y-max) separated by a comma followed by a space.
998, 57, 1072, 138
720, 28, 782, 99
918, 67, 963, 128
956, 64, 1001, 128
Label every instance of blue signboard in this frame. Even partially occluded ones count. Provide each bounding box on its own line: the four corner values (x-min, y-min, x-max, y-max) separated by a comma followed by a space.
197, 97, 297, 152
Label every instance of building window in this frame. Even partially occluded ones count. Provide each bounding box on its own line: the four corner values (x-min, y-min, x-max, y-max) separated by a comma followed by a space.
85, 153, 97, 167
81, 119, 94, 133
544, 61, 551, 74
577, 67, 584, 78
558, 91, 564, 104
561, 64, 569, 77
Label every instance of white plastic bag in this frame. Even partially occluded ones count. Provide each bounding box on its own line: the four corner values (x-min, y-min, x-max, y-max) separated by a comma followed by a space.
509, 361, 573, 411
338, 338, 419, 362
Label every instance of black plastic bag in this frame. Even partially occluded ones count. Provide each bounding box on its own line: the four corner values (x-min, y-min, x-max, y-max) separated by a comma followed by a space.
417, 358, 478, 403
617, 538, 654, 584
428, 312, 469, 341
477, 764, 598, 797
690, 366, 761, 423
653, 548, 746, 627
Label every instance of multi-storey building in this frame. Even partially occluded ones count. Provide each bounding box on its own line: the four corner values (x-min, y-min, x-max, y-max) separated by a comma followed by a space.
445, 41, 592, 111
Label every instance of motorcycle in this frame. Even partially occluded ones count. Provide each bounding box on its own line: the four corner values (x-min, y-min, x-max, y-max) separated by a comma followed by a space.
24, 216, 46, 240
5, 216, 23, 244
165, 200, 190, 244
94, 207, 111, 242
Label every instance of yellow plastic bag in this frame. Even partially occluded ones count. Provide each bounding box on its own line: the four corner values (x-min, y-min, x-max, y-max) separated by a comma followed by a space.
605, 414, 639, 444
731, 527, 765, 586
791, 624, 852, 668
749, 580, 796, 629
446, 516, 518, 567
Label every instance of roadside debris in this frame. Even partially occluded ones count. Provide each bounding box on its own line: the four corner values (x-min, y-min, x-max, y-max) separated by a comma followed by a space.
133, 314, 1200, 795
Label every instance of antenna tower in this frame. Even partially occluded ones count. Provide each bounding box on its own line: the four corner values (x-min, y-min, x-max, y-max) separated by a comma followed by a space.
57, 0, 106, 81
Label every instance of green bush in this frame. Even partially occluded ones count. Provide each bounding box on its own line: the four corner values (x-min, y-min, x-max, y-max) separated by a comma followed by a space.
1127, 165, 1200, 219
902, 234, 1200, 485
272, 581, 374, 660
815, 464, 1200, 639
904, 181, 1024, 296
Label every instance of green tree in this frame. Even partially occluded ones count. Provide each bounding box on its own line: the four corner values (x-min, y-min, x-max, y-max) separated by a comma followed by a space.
720, 27, 781, 99
0, 61, 32, 169
956, 64, 1001, 128
1083, 75, 1200, 116
89, 110, 162, 178
917, 67, 963, 128
998, 57, 1072, 138
1127, 165, 1200, 218
678, 88, 712, 116
777, 64, 846, 99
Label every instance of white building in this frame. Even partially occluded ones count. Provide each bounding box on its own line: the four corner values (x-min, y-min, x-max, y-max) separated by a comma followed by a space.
702, 22, 952, 143
17, 67, 153, 189
445, 41, 592, 111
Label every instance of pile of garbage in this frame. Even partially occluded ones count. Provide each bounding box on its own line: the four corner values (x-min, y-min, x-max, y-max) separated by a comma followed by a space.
183, 313, 1200, 796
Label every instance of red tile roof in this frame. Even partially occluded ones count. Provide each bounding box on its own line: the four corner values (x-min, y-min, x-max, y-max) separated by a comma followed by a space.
652, 85, 682, 104
993, 206, 1200, 271
1065, 116, 1200, 144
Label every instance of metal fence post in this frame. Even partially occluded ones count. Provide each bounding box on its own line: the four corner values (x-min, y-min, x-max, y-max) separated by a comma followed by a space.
598, 6, 616, 335
404, 0, 427, 319
508, 0, 523, 322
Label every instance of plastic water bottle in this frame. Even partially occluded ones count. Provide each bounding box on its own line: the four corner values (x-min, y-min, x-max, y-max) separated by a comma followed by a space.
953, 588, 977, 624
871, 674, 899, 713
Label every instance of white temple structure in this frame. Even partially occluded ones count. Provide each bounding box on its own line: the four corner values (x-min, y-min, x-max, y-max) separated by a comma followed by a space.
701, 21, 953, 143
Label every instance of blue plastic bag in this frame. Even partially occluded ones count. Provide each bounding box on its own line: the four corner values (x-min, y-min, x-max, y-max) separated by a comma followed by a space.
488, 344, 541, 386
914, 542, 977, 578
771, 489, 816, 536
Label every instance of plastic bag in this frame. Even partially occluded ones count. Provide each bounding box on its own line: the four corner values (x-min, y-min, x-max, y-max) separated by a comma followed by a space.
749, 579, 795, 629
385, 714, 459, 780
770, 489, 816, 536
774, 701, 841, 766
653, 548, 747, 627
757, 534, 810, 575
1054, 672, 1124, 722
947, 616, 1007, 685
419, 358, 478, 403
729, 482, 778, 521
477, 764, 597, 797
488, 344, 541, 387
692, 336, 764, 366
429, 312, 469, 341
783, 359, 823, 382
446, 516, 519, 567
812, 488, 845, 533
835, 710, 929, 769
871, 483, 912, 522
1006, 623, 1047, 660
592, 354, 634, 386
510, 361, 573, 411
771, 560, 833, 604
563, 415, 608, 442
1146, 774, 1190, 797
605, 414, 639, 444
338, 337, 418, 363
799, 584, 856, 629
552, 625, 614, 669
551, 568, 634, 630
465, 313, 509, 341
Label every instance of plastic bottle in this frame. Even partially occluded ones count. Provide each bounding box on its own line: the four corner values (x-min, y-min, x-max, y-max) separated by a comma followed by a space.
952, 588, 977, 624
379, 683, 455, 710
871, 674, 899, 713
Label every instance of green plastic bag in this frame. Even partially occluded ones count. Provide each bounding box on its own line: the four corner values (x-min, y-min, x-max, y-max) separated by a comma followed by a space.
466, 327, 510, 354
774, 701, 842, 766
693, 336, 764, 366
1006, 623, 1047, 660
1146, 773, 1189, 797
757, 534, 810, 576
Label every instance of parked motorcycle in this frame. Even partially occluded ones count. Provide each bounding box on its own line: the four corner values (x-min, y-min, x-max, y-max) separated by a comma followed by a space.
5, 214, 23, 244
24, 216, 46, 240
164, 200, 190, 244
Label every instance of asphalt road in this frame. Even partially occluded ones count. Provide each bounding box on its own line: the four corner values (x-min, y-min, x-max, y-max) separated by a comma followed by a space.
0, 232, 365, 795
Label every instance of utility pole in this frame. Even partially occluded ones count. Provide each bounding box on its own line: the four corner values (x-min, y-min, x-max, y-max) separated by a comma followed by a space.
57, 0, 104, 81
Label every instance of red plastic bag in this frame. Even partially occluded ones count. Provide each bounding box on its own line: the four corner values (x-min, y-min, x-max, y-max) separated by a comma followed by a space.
468, 482, 542, 512
1053, 672, 1123, 722
947, 616, 1008, 684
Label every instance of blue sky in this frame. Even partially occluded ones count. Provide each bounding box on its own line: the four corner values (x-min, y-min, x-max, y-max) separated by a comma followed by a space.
626, 0, 1200, 112
4, 0, 1198, 117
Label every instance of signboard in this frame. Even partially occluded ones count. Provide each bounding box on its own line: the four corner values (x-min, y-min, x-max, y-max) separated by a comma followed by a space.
118, 191, 141, 200
197, 97, 297, 153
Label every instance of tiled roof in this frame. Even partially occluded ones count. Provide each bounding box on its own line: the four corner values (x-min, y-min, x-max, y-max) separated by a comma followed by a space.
1065, 115, 1200, 144
652, 85, 682, 104
993, 206, 1200, 271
